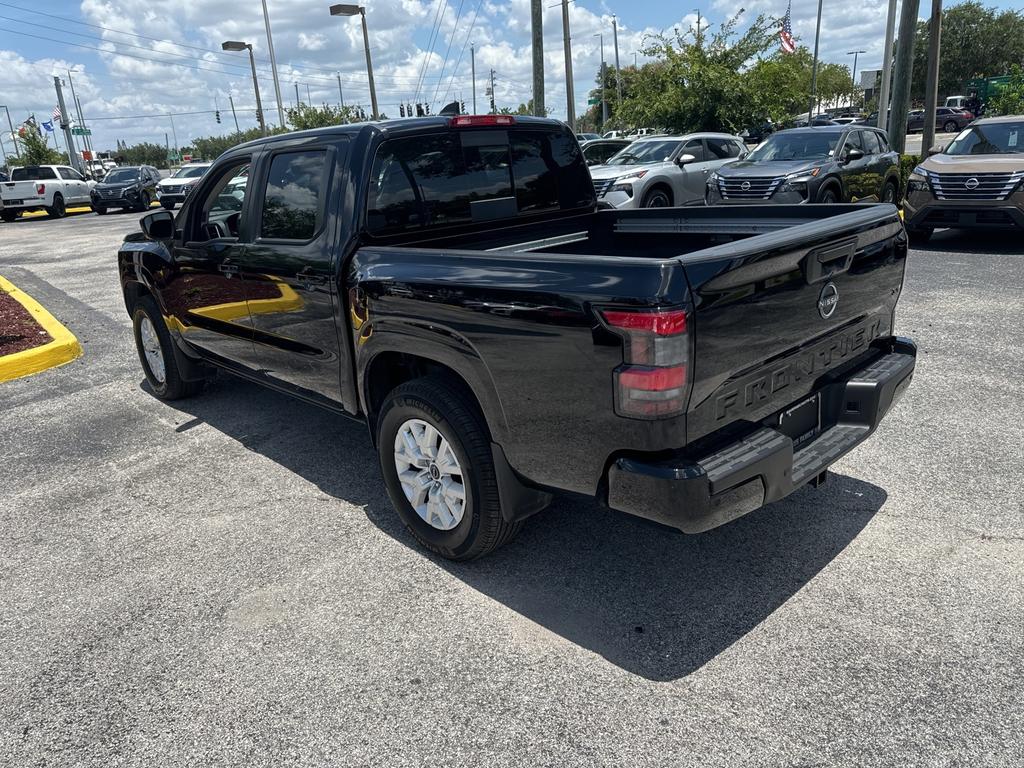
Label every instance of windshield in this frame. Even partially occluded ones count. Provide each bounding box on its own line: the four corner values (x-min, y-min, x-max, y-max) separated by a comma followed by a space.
746, 132, 840, 161
173, 165, 209, 178
945, 122, 1024, 155
104, 168, 140, 183
606, 140, 679, 166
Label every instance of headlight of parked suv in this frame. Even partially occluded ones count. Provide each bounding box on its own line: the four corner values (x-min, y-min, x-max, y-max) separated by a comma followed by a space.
785, 168, 820, 187
907, 166, 931, 193
610, 170, 648, 196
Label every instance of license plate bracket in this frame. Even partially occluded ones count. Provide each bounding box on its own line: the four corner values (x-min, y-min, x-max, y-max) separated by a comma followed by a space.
777, 393, 821, 448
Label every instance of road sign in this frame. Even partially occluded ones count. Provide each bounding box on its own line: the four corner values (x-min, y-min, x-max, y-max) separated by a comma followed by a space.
72, 127, 92, 136
588, 97, 600, 105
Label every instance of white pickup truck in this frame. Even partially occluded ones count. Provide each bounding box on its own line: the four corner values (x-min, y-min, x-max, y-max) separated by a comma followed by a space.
1, 165, 96, 222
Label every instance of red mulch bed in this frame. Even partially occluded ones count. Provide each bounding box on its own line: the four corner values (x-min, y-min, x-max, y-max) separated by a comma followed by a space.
0, 289, 52, 356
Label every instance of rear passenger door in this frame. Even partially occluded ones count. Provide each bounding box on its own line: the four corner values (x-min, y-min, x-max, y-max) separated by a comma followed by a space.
241, 141, 349, 405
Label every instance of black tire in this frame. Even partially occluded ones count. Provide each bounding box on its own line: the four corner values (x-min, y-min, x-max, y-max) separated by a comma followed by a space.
641, 186, 672, 208
817, 185, 841, 204
1, 210, 18, 223
94, 206, 107, 216
908, 228, 933, 245
377, 376, 523, 561
881, 179, 899, 204
943, 120, 958, 133
136, 191, 150, 212
46, 194, 66, 219
161, 200, 175, 211
131, 296, 203, 400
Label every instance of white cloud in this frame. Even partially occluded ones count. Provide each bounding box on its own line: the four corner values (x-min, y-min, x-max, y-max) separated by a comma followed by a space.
297, 33, 329, 51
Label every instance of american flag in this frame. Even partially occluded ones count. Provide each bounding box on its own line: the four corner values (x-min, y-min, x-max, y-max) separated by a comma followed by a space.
52, 105, 63, 123
780, 1, 796, 54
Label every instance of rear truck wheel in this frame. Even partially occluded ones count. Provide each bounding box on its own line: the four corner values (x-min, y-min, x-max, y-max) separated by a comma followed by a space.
641, 187, 672, 208
817, 185, 841, 204
881, 179, 899, 204
46, 194, 66, 219
943, 120, 958, 133
161, 200, 175, 211
377, 377, 522, 561
1, 210, 18, 223
132, 296, 203, 400
136, 191, 150, 212
908, 228, 933, 245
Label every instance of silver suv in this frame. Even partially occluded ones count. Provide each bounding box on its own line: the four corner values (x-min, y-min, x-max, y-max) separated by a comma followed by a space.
588, 133, 747, 208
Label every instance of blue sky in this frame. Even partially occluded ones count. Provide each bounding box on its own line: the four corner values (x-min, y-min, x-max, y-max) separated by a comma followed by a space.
0, 0, 1016, 155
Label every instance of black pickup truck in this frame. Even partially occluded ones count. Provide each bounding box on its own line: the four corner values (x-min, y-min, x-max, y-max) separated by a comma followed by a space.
118, 115, 916, 560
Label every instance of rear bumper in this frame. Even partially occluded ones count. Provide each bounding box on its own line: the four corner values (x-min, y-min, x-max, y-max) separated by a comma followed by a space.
606, 336, 916, 533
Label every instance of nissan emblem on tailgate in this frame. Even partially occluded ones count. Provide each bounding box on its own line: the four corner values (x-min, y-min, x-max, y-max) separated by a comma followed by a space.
818, 282, 839, 319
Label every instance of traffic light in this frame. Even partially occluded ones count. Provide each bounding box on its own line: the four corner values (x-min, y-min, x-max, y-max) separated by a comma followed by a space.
424, 103, 431, 115
415, 103, 424, 117
399, 103, 405, 117
215, 110, 221, 123
460, 101, 466, 114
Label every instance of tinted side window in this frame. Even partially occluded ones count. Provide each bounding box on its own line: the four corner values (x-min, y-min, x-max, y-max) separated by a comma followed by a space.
706, 138, 742, 159
57, 167, 75, 180
680, 139, 706, 162
861, 131, 881, 154
511, 132, 560, 213
260, 151, 327, 241
843, 132, 864, 154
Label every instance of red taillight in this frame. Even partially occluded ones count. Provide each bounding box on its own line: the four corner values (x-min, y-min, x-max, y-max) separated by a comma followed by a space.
36, 184, 45, 195
600, 308, 691, 419
450, 115, 516, 127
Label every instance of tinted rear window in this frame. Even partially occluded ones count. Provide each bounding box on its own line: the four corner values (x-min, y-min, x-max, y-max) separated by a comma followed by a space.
11, 166, 57, 180
367, 128, 591, 236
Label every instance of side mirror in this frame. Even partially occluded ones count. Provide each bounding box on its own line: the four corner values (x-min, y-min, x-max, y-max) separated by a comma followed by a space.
844, 148, 864, 163
927, 144, 945, 157
677, 153, 697, 166
140, 209, 175, 241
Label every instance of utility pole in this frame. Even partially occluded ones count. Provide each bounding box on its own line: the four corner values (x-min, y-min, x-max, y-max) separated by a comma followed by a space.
489, 69, 496, 113
530, 0, 544, 116
471, 44, 477, 114
878, 0, 898, 132
595, 33, 608, 126
560, 2, 575, 127
168, 113, 179, 156
53, 77, 83, 173
295, 82, 301, 107
889, 0, 922, 153
807, 0, 824, 121
228, 95, 240, 132
260, 0, 287, 127
2, 105, 19, 156
306, 83, 312, 105
921, 0, 943, 154
612, 15, 622, 106
337, 74, 345, 108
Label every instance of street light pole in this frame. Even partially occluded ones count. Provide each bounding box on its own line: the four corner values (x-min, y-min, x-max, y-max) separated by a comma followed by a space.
561, 1, 574, 127
330, 4, 379, 119
595, 34, 607, 127
222, 41, 266, 135
260, 0, 287, 127
530, 0, 544, 116
471, 44, 477, 114
612, 15, 622, 106
807, 0, 824, 121
878, 0, 898, 132
921, 0, 943, 155
847, 49, 866, 108
2, 105, 20, 156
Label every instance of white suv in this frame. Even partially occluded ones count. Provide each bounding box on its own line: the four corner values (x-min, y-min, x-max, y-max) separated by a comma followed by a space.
156, 163, 212, 210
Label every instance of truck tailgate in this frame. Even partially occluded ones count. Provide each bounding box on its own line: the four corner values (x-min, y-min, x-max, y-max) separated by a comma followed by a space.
1, 181, 41, 203
681, 205, 907, 443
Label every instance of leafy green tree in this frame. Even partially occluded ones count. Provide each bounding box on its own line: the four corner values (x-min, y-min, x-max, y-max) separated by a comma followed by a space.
118, 142, 170, 168
190, 128, 271, 162
286, 103, 376, 130
911, 2, 1024, 100
988, 66, 1024, 115
11, 127, 63, 166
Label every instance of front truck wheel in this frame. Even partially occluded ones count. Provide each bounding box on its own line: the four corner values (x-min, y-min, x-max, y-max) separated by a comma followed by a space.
131, 295, 204, 400
377, 377, 522, 561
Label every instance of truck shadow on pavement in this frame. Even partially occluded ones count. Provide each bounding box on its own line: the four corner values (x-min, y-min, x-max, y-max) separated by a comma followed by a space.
169, 375, 888, 683
912, 229, 1021, 255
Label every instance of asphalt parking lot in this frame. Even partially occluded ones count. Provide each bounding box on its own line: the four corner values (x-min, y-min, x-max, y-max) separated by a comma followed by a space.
1, 210, 1022, 766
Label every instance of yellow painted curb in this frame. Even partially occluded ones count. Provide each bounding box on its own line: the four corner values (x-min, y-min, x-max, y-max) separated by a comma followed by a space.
18, 201, 162, 219
0, 275, 83, 383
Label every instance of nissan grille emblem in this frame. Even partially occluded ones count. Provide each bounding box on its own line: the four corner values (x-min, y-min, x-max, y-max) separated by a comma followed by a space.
740, 180, 752, 191
965, 177, 980, 190
817, 282, 839, 319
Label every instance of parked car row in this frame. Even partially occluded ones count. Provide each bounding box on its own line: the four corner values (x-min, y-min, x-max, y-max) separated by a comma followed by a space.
581, 125, 902, 210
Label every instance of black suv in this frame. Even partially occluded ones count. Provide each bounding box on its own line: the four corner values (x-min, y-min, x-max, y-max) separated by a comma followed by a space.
91, 165, 160, 214
706, 126, 901, 205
